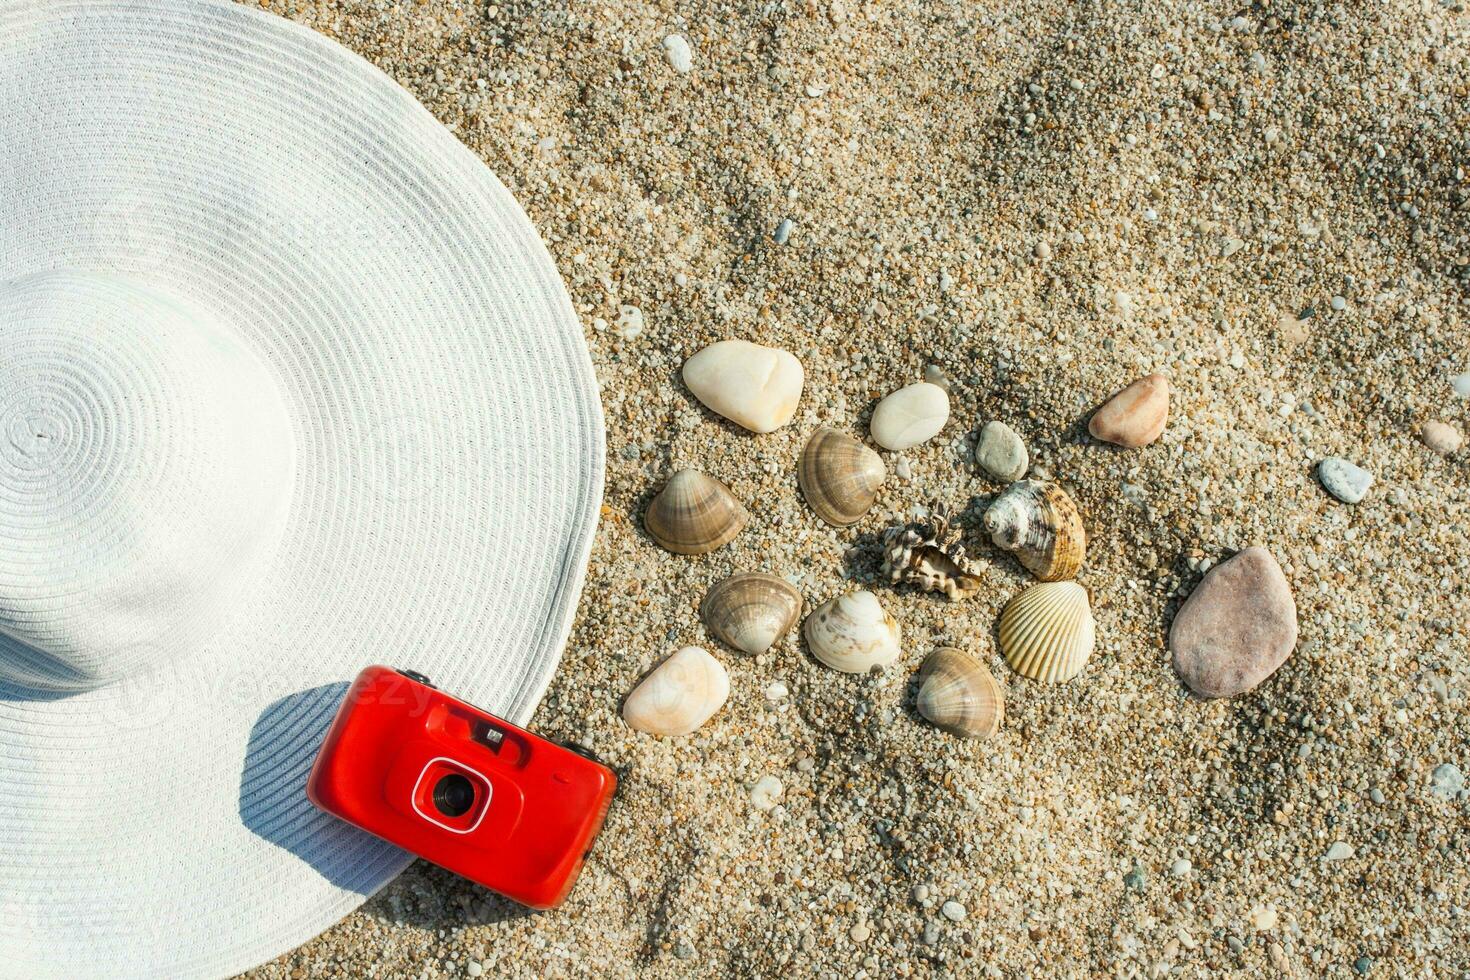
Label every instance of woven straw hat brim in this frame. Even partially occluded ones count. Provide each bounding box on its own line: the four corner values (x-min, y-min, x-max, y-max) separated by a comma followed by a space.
0, 1, 603, 976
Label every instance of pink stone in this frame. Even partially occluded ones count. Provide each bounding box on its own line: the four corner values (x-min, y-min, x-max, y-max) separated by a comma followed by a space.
1170, 547, 1297, 698
1089, 373, 1170, 448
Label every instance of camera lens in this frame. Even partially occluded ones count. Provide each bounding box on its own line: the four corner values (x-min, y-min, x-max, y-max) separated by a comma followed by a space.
432, 773, 476, 818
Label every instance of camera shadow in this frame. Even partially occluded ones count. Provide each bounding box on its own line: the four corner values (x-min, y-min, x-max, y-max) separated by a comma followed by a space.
362, 859, 539, 929
238, 682, 410, 894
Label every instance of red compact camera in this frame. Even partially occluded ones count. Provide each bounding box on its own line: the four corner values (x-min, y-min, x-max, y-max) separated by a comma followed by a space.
307, 666, 617, 909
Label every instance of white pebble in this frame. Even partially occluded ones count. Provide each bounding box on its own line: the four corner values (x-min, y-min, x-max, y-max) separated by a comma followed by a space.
1325, 841, 1355, 861
1451, 373, 1470, 398
614, 304, 644, 340
764, 681, 788, 701
1330, 294, 1347, 311
941, 900, 966, 922
466, 963, 484, 978
749, 775, 784, 811
849, 920, 871, 943
773, 218, 794, 245
870, 382, 949, 451
1171, 858, 1192, 877
661, 34, 692, 73
1033, 240, 1052, 260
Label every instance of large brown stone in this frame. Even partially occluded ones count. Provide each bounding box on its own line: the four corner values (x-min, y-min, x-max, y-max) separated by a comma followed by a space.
1089, 373, 1170, 448
1170, 547, 1297, 698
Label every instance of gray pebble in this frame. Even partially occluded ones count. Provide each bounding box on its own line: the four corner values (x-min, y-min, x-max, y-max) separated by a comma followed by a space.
940, 900, 966, 922
1325, 841, 1355, 861
974, 420, 1028, 481
921, 922, 940, 945
1124, 863, 1146, 891
1453, 372, 1470, 398
1318, 457, 1373, 504
1369, 787, 1385, 804
1429, 763, 1464, 800
773, 218, 794, 245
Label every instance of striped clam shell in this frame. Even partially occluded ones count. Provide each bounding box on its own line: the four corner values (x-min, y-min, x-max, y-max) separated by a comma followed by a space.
998, 581, 1095, 683
644, 469, 748, 555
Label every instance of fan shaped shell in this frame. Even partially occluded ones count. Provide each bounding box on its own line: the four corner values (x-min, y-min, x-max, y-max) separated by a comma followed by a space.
798, 427, 886, 527
999, 581, 1095, 683
803, 590, 901, 673
983, 480, 1085, 581
916, 647, 1004, 738
700, 572, 803, 655
644, 469, 748, 555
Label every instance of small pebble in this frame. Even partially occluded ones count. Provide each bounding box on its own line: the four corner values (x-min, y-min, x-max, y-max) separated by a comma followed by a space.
1325, 841, 1355, 861
1033, 240, 1052, 260
1452, 372, 1470, 398
1089, 373, 1170, 448
661, 34, 692, 73
870, 382, 950, 451
1124, 863, 1146, 891
921, 922, 940, 945
764, 681, 788, 701
773, 218, 794, 245
1318, 457, 1373, 504
1330, 294, 1347, 311
941, 900, 966, 922
974, 420, 1028, 481
1429, 763, 1464, 800
1355, 956, 1373, 974
1369, 788, 1385, 804
1170, 858, 1192, 877
749, 775, 784, 811
849, 921, 871, 943
1420, 420, 1462, 455
912, 884, 930, 903
1170, 547, 1298, 698
466, 963, 483, 978
614, 304, 644, 340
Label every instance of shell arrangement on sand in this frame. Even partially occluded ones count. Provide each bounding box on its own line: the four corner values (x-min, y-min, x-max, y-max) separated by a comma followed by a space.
700, 572, 803, 656
644, 469, 749, 555
915, 647, 1004, 739
880, 504, 983, 600
798, 427, 886, 527
999, 581, 1096, 683
622, 646, 730, 736
803, 590, 901, 673
983, 480, 1085, 582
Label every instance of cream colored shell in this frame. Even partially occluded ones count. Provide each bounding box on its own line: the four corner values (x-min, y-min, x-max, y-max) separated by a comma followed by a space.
797, 427, 886, 527
700, 572, 802, 655
983, 480, 1086, 581
915, 647, 1004, 739
622, 646, 730, 736
803, 590, 901, 673
644, 469, 748, 555
999, 581, 1095, 683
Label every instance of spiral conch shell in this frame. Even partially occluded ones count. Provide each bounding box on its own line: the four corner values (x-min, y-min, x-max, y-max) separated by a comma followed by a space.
700, 573, 803, 655
622, 646, 730, 736
880, 504, 983, 600
798, 427, 886, 527
915, 647, 1004, 739
644, 469, 748, 555
803, 590, 901, 673
983, 481, 1085, 582
999, 581, 1095, 683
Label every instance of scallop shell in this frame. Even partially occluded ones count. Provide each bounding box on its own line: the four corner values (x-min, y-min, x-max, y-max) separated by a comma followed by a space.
998, 581, 1095, 683
983, 480, 1085, 581
644, 469, 749, 554
880, 503, 983, 600
803, 590, 901, 674
622, 646, 730, 736
798, 427, 886, 526
700, 572, 803, 655
915, 647, 1004, 739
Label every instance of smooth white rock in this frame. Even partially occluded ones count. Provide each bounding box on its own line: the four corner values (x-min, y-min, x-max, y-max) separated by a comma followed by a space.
1318, 457, 1372, 504
1324, 841, 1354, 861
661, 34, 692, 73
749, 775, 784, 810
869, 382, 950, 450
940, 900, 966, 922
682, 340, 804, 433
622, 646, 729, 736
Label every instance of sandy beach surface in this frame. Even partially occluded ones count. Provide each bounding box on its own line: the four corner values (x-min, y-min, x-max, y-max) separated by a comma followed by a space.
240, 0, 1467, 976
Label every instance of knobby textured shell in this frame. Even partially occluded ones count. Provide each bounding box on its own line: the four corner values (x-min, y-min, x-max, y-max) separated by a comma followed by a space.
983, 481, 1085, 582
798, 427, 886, 527
999, 581, 1096, 683
700, 572, 803, 655
916, 647, 1004, 739
880, 503, 983, 600
644, 469, 749, 554
803, 590, 902, 673
622, 646, 730, 736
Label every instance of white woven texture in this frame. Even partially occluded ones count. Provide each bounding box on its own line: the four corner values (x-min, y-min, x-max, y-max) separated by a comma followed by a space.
0, 1, 604, 976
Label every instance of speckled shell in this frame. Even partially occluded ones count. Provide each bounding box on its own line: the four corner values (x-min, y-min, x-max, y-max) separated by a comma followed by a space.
803, 590, 901, 674
798, 427, 886, 527
644, 469, 749, 555
916, 647, 1004, 739
999, 581, 1095, 683
622, 646, 730, 736
983, 481, 1085, 581
700, 572, 803, 655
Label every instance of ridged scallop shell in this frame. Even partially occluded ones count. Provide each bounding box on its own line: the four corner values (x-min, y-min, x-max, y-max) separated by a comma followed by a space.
798, 427, 886, 526
983, 481, 1085, 581
645, 469, 749, 554
999, 581, 1095, 683
700, 573, 803, 655
622, 646, 730, 736
880, 503, 983, 600
803, 590, 901, 674
916, 647, 1004, 739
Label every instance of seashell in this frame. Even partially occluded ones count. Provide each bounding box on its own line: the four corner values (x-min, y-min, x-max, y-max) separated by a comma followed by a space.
700, 572, 802, 655
803, 590, 901, 674
644, 469, 748, 554
870, 381, 950, 451
682, 340, 804, 433
797, 427, 886, 526
998, 581, 1095, 683
915, 647, 1004, 739
880, 503, 983, 600
622, 646, 729, 736
983, 480, 1085, 582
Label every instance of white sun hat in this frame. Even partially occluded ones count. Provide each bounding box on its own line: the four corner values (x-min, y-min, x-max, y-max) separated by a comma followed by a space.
0, 1, 604, 976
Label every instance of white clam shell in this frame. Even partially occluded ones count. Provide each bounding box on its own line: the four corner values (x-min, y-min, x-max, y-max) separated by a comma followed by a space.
998, 581, 1095, 683
869, 381, 949, 451
803, 590, 901, 673
682, 340, 804, 433
622, 646, 730, 736
700, 572, 803, 655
